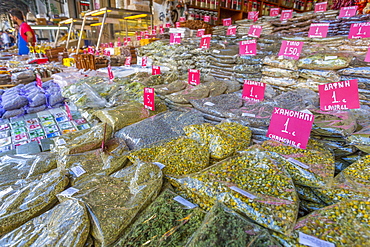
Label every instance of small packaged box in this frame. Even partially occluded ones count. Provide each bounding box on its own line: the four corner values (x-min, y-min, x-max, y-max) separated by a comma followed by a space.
59, 121, 74, 130
0, 124, 10, 131
47, 132, 61, 138
44, 125, 59, 134
11, 121, 26, 129
41, 120, 56, 127
12, 127, 28, 135
62, 128, 76, 134
77, 124, 90, 130
13, 133, 29, 143
29, 129, 45, 139
0, 137, 12, 147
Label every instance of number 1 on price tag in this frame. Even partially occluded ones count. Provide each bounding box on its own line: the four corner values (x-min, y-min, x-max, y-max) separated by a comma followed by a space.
308, 23, 329, 38
248, 25, 262, 38
124, 56, 131, 67
315, 2, 327, 12
223, 18, 232, 26
200, 34, 211, 49
280, 10, 293, 21
152, 66, 161, 75
144, 88, 155, 111
239, 39, 257, 56
188, 69, 200, 85
270, 8, 280, 16
227, 26, 237, 36
197, 29, 205, 37
242, 80, 265, 102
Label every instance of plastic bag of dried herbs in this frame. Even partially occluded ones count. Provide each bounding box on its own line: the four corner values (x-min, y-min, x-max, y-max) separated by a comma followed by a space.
261, 140, 335, 188
297, 53, 352, 70
298, 69, 340, 83
113, 189, 205, 247
52, 123, 113, 156
216, 121, 252, 151
168, 148, 299, 235
57, 162, 163, 247
295, 185, 326, 204
347, 126, 370, 153
94, 100, 167, 131
334, 154, 370, 188
0, 199, 89, 247
262, 66, 299, 79
185, 202, 280, 247
263, 55, 298, 70
183, 123, 238, 160
0, 168, 69, 235
299, 200, 327, 214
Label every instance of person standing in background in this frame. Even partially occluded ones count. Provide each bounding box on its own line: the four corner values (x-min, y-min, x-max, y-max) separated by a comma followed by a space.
9, 9, 36, 55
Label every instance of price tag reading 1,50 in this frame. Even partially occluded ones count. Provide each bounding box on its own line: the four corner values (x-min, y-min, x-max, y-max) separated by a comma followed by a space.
152, 65, 161, 75
267, 107, 315, 149
242, 80, 265, 102
188, 69, 200, 85
278, 40, 304, 60
280, 9, 293, 21
318, 79, 360, 111
200, 34, 212, 49
308, 23, 330, 38
239, 39, 257, 56
348, 22, 370, 39
248, 25, 263, 38
144, 87, 155, 111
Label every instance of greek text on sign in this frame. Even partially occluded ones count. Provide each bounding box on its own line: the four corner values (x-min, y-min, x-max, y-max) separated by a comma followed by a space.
267, 107, 315, 149
223, 18, 232, 26
188, 69, 200, 85
278, 40, 304, 60
339, 6, 358, 18
204, 15, 210, 22
248, 11, 259, 21
299, 232, 335, 247
144, 87, 155, 111
281, 10, 293, 21
152, 65, 161, 75
239, 39, 257, 56
318, 80, 360, 111
227, 26, 237, 36
315, 2, 327, 12
200, 34, 211, 49
270, 8, 280, 16
349, 22, 370, 39
197, 29, 205, 37
125, 56, 131, 67
365, 45, 370, 62
308, 23, 330, 38
248, 25, 263, 38
242, 80, 265, 102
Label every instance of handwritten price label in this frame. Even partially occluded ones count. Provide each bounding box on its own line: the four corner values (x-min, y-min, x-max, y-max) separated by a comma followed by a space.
270, 8, 280, 16
308, 23, 330, 38
137, 36, 142, 41
200, 34, 211, 49
144, 88, 155, 111
197, 29, 205, 37
108, 64, 114, 80
204, 15, 210, 22
242, 80, 265, 102
319, 80, 360, 111
315, 2, 327, 12
239, 39, 257, 56
248, 25, 263, 38
36, 74, 42, 88
152, 65, 161, 75
278, 40, 304, 60
339, 6, 358, 17
267, 107, 315, 149
348, 22, 370, 39
180, 17, 186, 22
227, 26, 237, 36
248, 11, 259, 21
188, 69, 200, 85
170, 33, 182, 44
281, 10, 293, 21
125, 56, 131, 67
223, 18, 232, 26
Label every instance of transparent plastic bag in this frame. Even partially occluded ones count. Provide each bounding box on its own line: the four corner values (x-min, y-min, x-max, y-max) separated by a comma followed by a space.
113, 190, 205, 247
62, 82, 107, 110
262, 66, 299, 79
0, 199, 89, 247
298, 53, 352, 70
347, 126, 370, 153
168, 149, 299, 235
261, 76, 297, 87
263, 55, 298, 70
335, 154, 370, 188
0, 169, 69, 235
166, 84, 210, 104
57, 162, 163, 247
299, 69, 340, 83
295, 185, 325, 204
186, 202, 280, 247
216, 121, 252, 151
338, 67, 370, 78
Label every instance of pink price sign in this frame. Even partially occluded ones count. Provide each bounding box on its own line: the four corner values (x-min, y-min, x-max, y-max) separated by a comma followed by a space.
144, 88, 155, 111
160, 28, 164, 34
127, 37, 131, 42
308, 23, 330, 38
188, 69, 200, 85
227, 26, 237, 36
204, 15, 210, 22
223, 18, 232, 26
348, 22, 370, 39
65, 102, 73, 121
280, 10, 293, 21
270, 8, 280, 16
152, 30, 157, 35
278, 40, 304, 60
125, 57, 131, 67
339, 6, 358, 17
197, 29, 206, 37
152, 66, 161, 75
315, 2, 327, 12
242, 80, 265, 102
200, 34, 212, 49
108, 65, 114, 80
137, 36, 142, 41
318, 80, 360, 111
176, 22, 180, 28
267, 107, 315, 149
365, 45, 370, 62
166, 23, 171, 28
142, 57, 148, 67
36, 74, 42, 88
248, 11, 259, 21
248, 25, 263, 38
239, 39, 257, 56
170, 33, 182, 44
180, 17, 186, 22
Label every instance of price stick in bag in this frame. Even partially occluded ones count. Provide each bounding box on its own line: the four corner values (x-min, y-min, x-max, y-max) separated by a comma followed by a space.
144, 87, 155, 111
179, 17, 186, 22
315, 2, 327, 12
188, 69, 200, 85
280, 9, 293, 21
107, 64, 114, 80
308, 23, 330, 38
36, 74, 42, 88
278, 40, 304, 60
242, 80, 265, 102
64, 102, 73, 121
142, 56, 148, 67
270, 8, 280, 16
248, 25, 263, 38
239, 39, 257, 56
124, 56, 131, 67
348, 22, 370, 39
170, 33, 182, 44
176, 22, 180, 28
318, 79, 360, 111
160, 27, 164, 34
248, 11, 259, 21
166, 23, 171, 28
200, 34, 211, 49
223, 18, 232, 26
339, 6, 358, 18
267, 107, 315, 149
204, 15, 210, 22
152, 65, 161, 75
227, 25, 237, 36
197, 29, 205, 37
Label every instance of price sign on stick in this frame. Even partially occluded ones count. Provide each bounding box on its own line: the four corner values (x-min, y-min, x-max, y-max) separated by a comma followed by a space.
166, 23, 171, 28
227, 26, 237, 36
176, 22, 180, 28
242, 80, 265, 102
308, 23, 330, 38
270, 8, 280, 16
204, 15, 210, 22
179, 17, 186, 22
315, 2, 327, 12
197, 29, 205, 37
223, 18, 232, 26
160, 27, 164, 34
278, 40, 304, 60
248, 25, 263, 38
142, 56, 147, 67
248, 11, 259, 21
107, 64, 114, 80
239, 39, 257, 56
152, 66, 161, 75
65, 102, 73, 121
144, 88, 155, 111
348, 22, 370, 39
281, 10, 293, 21
200, 34, 211, 49
36, 74, 42, 88
124, 56, 131, 67
170, 33, 182, 44
318, 80, 360, 111
188, 69, 200, 85
267, 107, 315, 149
339, 6, 358, 17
